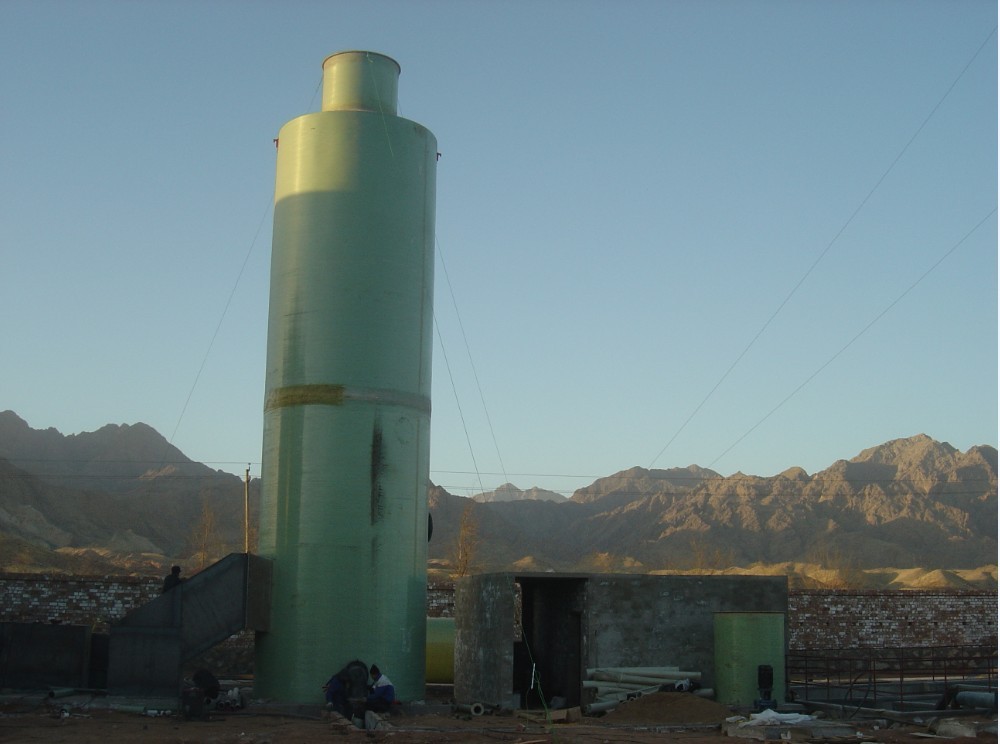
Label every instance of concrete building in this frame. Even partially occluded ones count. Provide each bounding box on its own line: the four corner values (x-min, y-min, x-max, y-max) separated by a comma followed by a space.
454, 572, 788, 709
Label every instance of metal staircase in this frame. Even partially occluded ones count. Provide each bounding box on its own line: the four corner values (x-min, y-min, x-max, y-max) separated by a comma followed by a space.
107, 553, 271, 696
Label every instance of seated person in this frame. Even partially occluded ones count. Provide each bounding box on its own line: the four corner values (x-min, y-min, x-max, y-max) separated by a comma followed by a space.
323, 675, 348, 716
324, 659, 368, 717
366, 664, 395, 713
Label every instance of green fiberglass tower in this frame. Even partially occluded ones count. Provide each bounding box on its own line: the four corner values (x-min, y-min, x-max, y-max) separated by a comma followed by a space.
256, 51, 436, 703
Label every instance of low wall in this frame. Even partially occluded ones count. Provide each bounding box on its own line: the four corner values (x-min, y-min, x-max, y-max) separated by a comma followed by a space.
788, 589, 997, 650
0, 574, 160, 633
0, 574, 994, 652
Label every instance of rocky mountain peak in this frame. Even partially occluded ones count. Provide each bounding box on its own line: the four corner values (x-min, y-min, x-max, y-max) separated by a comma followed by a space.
777, 466, 810, 481
0, 414, 995, 585
853, 434, 957, 468
0, 412, 228, 495
570, 464, 721, 504
473, 483, 565, 503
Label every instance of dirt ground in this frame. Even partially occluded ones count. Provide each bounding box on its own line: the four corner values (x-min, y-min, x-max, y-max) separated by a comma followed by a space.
0, 691, 995, 744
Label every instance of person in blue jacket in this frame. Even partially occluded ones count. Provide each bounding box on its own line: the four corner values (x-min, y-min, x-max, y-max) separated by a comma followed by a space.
323, 659, 369, 717
366, 664, 395, 712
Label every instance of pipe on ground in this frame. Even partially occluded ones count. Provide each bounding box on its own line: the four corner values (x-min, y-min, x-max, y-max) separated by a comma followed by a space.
955, 691, 998, 710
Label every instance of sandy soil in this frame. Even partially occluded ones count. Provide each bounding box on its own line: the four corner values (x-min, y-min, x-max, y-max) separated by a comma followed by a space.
0, 692, 994, 743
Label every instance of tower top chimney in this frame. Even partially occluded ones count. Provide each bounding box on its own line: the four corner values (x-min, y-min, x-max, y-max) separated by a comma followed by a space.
321, 50, 400, 114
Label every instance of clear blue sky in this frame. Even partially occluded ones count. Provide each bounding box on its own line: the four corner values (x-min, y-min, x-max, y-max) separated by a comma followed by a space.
2, 0, 996, 498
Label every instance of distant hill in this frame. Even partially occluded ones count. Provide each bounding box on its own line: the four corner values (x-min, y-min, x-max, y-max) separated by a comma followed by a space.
0, 411, 257, 565
429, 435, 997, 586
471, 483, 565, 503
0, 412, 995, 588
0, 409, 228, 492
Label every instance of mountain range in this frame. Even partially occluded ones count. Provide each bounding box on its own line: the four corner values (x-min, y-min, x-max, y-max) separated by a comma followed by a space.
0, 410, 995, 588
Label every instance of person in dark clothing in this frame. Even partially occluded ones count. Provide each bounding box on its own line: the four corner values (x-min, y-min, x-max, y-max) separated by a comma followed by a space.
162, 565, 183, 592
192, 669, 220, 702
324, 675, 348, 716
181, 669, 220, 719
324, 659, 368, 717
366, 664, 395, 713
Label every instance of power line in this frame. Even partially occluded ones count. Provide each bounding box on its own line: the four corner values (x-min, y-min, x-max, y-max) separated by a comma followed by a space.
648, 25, 998, 471
305, 73, 322, 113
3, 461, 992, 494
5, 461, 994, 488
0, 457, 257, 467
429, 469, 996, 486
709, 207, 998, 469
433, 314, 487, 497
436, 237, 511, 487
432, 483, 995, 500
157, 70, 323, 474
164, 195, 272, 456
2, 469, 990, 500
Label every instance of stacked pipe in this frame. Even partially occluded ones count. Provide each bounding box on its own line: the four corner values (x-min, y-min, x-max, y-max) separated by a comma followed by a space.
583, 666, 709, 715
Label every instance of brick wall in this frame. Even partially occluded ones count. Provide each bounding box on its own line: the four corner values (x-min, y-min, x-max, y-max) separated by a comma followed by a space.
427, 581, 454, 618
1, 574, 995, 653
788, 590, 997, 650
0, 573, 161, 633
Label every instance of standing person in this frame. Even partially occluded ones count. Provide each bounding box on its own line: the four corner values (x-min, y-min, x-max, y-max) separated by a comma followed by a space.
162, 565, 183, 592
366, 664, 395, 713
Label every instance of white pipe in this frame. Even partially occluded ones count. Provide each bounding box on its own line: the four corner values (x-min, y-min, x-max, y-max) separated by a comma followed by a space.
955, 691, 997, 710
589, 683, 716, 700
583, 679, 660, 694
585, 680, 700, 716
587, 666, 679, 677
590, 670, 702, 686
585, 699, 623, 714
588, 667, 701, 680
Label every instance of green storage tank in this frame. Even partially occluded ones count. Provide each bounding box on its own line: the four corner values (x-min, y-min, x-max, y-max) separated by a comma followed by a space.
714, 612, 786, 709
425, 617, 455, 684
256, 51, 437, 703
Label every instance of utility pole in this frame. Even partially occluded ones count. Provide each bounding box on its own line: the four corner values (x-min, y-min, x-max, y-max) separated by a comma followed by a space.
244, 464, 251, 554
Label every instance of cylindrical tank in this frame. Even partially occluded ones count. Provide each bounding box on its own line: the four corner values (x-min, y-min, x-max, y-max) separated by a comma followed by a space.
713, 612, 786, 709
425, 617, 455, 684
256, 50, 437, 703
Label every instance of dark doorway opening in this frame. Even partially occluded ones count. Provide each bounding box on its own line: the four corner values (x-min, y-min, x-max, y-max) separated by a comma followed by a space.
513, 577, 587, 709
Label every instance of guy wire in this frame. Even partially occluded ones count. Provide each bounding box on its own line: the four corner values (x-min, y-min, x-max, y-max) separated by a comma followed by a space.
648, 25, 998, 470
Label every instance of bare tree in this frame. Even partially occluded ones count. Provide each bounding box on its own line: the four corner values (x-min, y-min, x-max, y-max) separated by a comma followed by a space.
808, 543, 866, 589
189, 500, 223, 570
688, 535, 735, 572
451, 502, 480, 579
